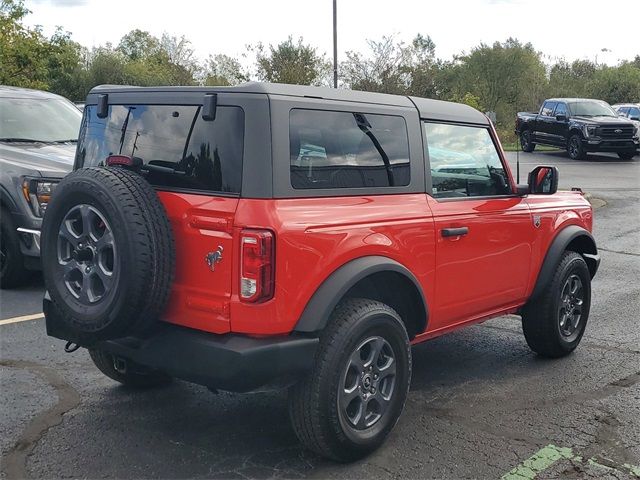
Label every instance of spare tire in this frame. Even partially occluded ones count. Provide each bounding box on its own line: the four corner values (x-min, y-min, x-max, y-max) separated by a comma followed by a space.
41, 167, 175, 341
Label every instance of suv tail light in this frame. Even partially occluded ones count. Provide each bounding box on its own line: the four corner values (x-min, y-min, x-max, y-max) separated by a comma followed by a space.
240, 229, 274, 303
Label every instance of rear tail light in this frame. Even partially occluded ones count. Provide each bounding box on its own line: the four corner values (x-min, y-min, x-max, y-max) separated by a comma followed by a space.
240, 229, 274, 303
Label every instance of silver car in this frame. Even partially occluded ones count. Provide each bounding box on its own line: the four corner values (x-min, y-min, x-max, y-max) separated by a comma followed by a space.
0, 86, 81, 288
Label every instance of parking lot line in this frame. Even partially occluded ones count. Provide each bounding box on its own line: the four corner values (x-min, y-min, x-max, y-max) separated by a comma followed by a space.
0, 313, 44, 326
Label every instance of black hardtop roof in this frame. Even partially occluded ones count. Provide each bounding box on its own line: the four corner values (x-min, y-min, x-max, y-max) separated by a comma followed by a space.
88, 82, 489, 125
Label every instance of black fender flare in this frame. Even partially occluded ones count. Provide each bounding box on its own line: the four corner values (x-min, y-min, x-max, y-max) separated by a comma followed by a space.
529, 225, 599, 301
293, 255, 428, 334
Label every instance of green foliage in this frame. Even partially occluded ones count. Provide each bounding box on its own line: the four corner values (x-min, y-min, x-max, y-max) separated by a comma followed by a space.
587, 64, 640, 104
204, 54, 248, 86
449, 39, 547, 127
253, 36, 329, 86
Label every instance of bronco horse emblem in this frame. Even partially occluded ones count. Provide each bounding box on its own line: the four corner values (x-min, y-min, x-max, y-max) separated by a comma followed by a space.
205, 245, 224, 271
533, 215, 542, 228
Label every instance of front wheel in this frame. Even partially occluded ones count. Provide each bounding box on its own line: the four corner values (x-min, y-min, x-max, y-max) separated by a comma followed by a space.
568, 134, 587, 160
288, 298, 411, 461
521, 251, 591, 358
618, 151, 636, 160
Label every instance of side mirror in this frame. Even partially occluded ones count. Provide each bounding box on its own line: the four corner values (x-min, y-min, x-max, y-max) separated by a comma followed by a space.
528, 165, 558, 195
555, 114, 567, 121
630, 115, 640, 121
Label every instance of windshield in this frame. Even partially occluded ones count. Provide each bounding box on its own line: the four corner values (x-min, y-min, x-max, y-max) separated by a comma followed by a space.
0, 97, 82, 142
568, 101, 617, 117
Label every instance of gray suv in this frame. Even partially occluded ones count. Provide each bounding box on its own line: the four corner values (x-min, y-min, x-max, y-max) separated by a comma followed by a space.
0, 86, 81, 288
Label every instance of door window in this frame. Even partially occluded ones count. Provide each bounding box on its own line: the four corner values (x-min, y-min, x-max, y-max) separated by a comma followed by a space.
541, 102, 557, 116
629, 107, 640, 118
289, 109, 410, 189
554, 103, 567, 117
424, 122, 511, 199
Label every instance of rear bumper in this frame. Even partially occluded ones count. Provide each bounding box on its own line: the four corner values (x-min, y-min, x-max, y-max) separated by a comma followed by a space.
44, 297, 318, 392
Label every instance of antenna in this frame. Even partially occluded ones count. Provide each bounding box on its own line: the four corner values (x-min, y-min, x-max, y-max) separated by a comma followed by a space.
516, 142, 520, 183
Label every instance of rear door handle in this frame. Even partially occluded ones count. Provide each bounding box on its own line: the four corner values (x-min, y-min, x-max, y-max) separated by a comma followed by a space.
441, 227, 469, 237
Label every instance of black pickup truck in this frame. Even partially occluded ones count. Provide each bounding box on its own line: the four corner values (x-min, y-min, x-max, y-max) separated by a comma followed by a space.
516, 98, 639, 160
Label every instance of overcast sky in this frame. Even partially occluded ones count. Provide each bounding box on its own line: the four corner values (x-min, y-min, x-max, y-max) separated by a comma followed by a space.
24, 0, 637, 67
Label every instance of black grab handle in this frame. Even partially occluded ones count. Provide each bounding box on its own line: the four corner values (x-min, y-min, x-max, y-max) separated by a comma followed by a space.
441, 227, 469, 237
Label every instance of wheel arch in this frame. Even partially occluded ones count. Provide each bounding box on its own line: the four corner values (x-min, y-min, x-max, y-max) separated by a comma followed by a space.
293, 256, 428, 339
530, 225, 599, 301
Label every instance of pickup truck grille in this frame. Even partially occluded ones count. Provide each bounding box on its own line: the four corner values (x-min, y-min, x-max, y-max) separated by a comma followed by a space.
597, 126, 635, 139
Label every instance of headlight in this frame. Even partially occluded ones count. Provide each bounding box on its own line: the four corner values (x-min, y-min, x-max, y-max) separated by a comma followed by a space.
583, 125, 598, 138
22, 179, 59, 217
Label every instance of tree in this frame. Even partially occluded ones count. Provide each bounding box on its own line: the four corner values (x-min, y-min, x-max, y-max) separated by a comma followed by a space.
341, 34, 441, 97
204, 54, 249, 86
341, 35, 412, 94
451, 38, 547, 126
587, 64, 640, 104
1, 0, 52, 89
253, 36, 329, 86
548, 59, 597, 98
117, 29, 160, 61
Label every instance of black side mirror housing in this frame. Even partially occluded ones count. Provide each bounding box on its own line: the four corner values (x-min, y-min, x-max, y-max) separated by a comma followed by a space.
555, 114, 567, 121
528, 165, 559, 195
202, 93, 217, 121
515, 184, 530, 196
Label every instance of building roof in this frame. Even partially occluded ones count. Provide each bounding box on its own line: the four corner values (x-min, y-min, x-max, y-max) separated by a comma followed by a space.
90, 82, 489, 125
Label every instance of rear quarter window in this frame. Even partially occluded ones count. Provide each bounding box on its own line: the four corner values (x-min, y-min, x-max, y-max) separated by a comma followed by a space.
289, 109, 410, 189
76, 104, 244, 194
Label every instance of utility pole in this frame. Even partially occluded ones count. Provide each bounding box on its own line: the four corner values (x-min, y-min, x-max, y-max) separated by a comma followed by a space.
333, 0, 338, 88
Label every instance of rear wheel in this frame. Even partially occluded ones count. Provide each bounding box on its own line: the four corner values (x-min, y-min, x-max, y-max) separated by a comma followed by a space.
0, 208, 30, 289
568, 134, 587, 160
89, 349, 171, 388
288, 298, 411, 461
520, 130, 535, 152
618, 151, 636, 160
41, 167, 175, 341
521, 251, 591, 358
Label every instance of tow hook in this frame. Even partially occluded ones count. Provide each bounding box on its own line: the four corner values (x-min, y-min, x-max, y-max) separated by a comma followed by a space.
64, 341, 81, 353
113, 357, 127, 374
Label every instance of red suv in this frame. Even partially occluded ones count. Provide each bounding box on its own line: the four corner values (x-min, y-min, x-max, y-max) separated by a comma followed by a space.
41, 83, 600, 461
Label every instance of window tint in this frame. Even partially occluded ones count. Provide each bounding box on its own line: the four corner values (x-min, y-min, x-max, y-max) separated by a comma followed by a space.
629, 107, 640, 118
77, 105, 244, 194
554, 103, 567, 117
424, 123, 511, 199
289, 109, 410, 189
617, 107, 629, 116
541, 101, 557, 116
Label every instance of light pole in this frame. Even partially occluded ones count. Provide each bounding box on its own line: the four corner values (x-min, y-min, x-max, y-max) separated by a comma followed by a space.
333, 0, 338, 88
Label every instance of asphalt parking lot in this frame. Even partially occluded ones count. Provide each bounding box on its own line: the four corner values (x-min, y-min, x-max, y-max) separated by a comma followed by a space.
1, 150, 639, 479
